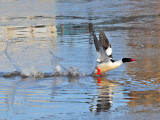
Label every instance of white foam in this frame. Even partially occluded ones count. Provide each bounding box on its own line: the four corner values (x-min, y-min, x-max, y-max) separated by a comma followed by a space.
2, 65, 86, 78
21, 67, 44, 78
67, 66, 80, 77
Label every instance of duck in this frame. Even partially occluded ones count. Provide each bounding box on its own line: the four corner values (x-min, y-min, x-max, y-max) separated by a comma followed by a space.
92, 31, 136, 76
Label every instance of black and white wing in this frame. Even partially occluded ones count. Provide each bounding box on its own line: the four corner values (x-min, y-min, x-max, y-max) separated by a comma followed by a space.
93, 32, 110, 63
99, 31, 113, 60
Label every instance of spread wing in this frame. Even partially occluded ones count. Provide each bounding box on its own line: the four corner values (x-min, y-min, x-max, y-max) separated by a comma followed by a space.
93, 32, 110, 63
99, 31, 113, 59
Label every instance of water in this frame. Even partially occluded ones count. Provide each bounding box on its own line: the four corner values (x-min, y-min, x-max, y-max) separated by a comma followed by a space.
0, 0, 160, 119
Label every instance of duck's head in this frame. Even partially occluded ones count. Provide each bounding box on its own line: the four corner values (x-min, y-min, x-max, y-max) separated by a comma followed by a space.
122, 58, 136, 63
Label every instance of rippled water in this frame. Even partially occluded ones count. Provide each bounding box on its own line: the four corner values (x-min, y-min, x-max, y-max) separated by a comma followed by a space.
0, 0, 160, 120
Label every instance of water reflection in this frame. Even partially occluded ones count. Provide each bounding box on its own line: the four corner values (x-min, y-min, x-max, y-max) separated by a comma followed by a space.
0, 77, 67, 113
91, 76, 117, 113
124, 2, 160, 87
128, 90, 160, 107
5, 25, 57, 39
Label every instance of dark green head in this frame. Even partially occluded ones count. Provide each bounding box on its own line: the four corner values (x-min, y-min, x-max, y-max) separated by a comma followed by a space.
122, 58, 136, 63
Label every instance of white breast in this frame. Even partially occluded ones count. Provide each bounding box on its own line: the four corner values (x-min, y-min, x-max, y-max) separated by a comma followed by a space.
96, 60, 123, 73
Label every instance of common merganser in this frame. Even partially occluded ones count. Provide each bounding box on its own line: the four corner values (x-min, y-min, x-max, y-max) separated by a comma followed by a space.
92, 31, 136, 76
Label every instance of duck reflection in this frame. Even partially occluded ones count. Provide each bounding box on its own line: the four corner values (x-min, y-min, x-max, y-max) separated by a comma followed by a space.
91, 76, 117, 113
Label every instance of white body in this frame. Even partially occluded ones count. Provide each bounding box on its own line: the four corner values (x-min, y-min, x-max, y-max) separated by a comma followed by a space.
92, 31, 135, 75
93, 60, 123, 74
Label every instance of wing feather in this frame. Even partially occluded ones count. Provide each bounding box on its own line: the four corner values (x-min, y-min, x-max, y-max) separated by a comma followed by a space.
99, 31, 113, 59
93, 32, 110, 63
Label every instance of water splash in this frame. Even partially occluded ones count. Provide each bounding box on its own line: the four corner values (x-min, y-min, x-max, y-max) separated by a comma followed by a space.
2, 65, 83, 78
21, 67, 44, 78
67, 66, 80, 77
2, 34, 87, 78
2, 43, 84, 78
3, 38, 21, 72
50, 52, 81, 77
51, 53, 64, 76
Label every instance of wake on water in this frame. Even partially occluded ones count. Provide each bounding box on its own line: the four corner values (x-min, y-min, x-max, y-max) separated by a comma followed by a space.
1, 33, 90, 78
2, 44, 89, 78
2, 65, 88, 78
